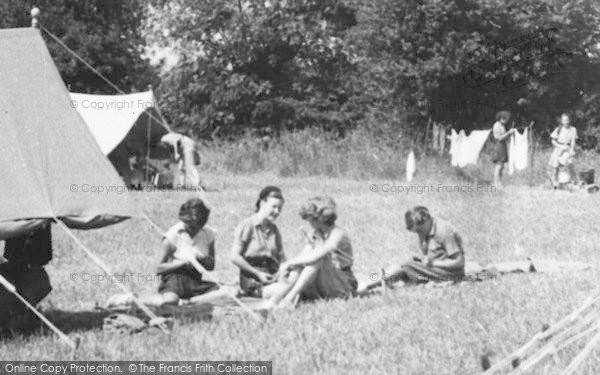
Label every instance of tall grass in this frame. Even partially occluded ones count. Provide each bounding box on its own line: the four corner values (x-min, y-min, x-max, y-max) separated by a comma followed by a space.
198, 127, 600, 185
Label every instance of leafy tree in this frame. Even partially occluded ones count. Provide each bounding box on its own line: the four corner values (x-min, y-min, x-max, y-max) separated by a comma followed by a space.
144, 0, 357, 137
0, 0, 157, 93
346, 0, 600, 137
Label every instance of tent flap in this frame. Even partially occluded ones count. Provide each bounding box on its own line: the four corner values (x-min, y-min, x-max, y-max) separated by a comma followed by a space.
69, 91, 171, 156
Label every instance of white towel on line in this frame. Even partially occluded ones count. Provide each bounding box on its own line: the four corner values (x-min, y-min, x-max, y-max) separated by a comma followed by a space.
406, 150, 416, 182
508, 128, 528, 175
450, 129, 491, 167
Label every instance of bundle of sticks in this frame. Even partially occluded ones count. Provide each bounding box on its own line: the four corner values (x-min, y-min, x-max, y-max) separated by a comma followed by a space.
482, 289, 600, 374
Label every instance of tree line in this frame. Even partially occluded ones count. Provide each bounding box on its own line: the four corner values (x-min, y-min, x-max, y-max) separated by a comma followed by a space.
2, 0, 600, 147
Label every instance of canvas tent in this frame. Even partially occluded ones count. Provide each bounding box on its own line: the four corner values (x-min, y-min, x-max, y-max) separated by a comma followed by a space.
69, 91, 172, 185
0, 26, 149, 332
0, 27, 141, 237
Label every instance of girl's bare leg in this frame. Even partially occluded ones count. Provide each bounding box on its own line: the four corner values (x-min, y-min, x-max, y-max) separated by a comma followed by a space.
552, 166, 559, 187
262, 270, 300, 306
356, 264, 405, 294
494, 164, 503, 186
189, 286, 239, 305
139, 292, 179, 307
281, 262, 324, 305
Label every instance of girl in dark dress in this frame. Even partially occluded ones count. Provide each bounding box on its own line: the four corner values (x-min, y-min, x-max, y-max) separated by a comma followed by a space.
492, 111, 516, 187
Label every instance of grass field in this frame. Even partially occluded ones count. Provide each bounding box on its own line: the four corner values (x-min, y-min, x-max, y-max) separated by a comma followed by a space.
2, 161, 600, 374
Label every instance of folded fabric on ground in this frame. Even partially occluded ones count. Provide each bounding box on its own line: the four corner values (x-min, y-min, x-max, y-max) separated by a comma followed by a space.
508, 128, 529, 175
465, 259, 592, 280
103, 313, 174, 335
450, 129, 491, 167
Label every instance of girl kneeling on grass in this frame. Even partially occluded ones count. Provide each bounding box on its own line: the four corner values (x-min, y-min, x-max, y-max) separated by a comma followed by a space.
266, 196, 358, 308
357, 206, 465, 294
107, 198, 230, 309
230, 186, 290, 299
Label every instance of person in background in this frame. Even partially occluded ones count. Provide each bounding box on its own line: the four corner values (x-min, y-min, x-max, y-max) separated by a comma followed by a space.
549, 113, 578, 188
357, 206, 465, 294
491, 111, 517, 187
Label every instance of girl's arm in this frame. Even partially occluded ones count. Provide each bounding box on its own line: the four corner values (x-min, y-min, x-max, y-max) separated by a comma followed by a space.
156, 239, 187, 275
276, 227, 286, 263
496, 128, 515, 141
284, 228, 344, 268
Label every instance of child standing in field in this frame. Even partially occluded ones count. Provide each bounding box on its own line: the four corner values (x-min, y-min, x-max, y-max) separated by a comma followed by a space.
107, 198, 228, 308
266, 196, 358, 308
357, 206, 465, 293
549, 113, 578, 187
491, 111, 517, 187
230, 186, 288, 298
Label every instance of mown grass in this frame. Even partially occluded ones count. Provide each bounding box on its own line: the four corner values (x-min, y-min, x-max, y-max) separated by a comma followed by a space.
2, 165, 600, 374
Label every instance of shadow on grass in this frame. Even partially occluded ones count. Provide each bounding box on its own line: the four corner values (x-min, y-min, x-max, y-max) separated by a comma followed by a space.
0, 309, 109, 342
45, 309, 110, 333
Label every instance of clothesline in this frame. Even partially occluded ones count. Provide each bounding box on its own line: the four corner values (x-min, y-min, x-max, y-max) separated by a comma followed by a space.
447, 127, 530, 170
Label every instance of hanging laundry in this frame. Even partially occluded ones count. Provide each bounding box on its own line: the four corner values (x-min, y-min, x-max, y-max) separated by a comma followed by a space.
449, 129, 462, 166
507, 128, 528, 175
406, 150, 416, 182
450, 129, 491, 167
431, 123, 440, 150
438, 125, 447, 153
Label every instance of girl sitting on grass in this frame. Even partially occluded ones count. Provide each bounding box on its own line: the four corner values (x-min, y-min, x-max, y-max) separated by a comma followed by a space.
107, 198, 230, 308
357, 206, 465, 294
265, 196, 358, 308
231, 186, 291, 299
